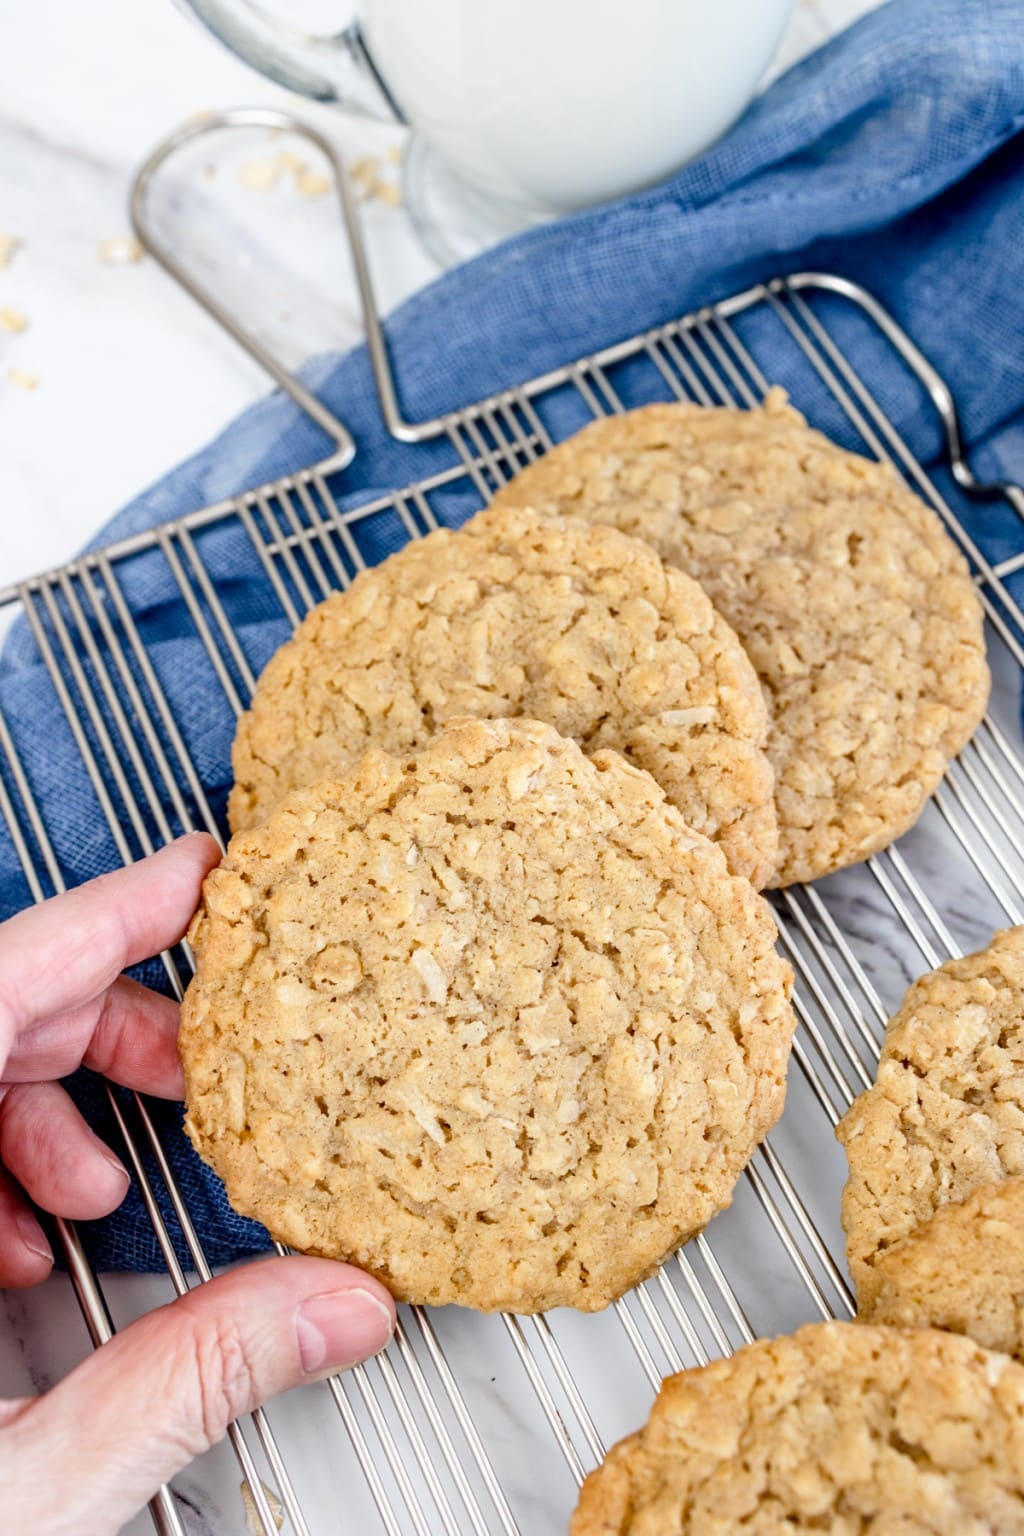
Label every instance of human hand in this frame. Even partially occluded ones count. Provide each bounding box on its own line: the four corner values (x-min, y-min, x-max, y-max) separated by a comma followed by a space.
0, 834, 396, 1536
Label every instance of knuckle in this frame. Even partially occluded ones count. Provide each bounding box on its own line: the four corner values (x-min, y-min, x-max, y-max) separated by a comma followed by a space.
82, 988, 122, 1076
4, 1089, 76, 1189
179, 1311, 259, 1451
0, 1088, 41, 1160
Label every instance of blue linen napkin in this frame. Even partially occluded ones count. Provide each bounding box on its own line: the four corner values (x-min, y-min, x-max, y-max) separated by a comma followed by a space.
2, 0, 1023, 1271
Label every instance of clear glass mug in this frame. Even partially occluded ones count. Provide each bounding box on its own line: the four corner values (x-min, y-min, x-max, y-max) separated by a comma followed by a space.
180, 0, 795, 261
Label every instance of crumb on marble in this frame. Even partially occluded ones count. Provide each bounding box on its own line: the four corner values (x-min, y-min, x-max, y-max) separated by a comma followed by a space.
0, 308, 28, 334
233, 143, 398, 204
238, 157, 282, 192
6, 368, 39, 391
349, 154, 381, 189
98, 235, 144, 266
347, 153, 401, 206
296, 168, 331, 198
0, 235, 22, 271
239, 150, 334, 198
350, 153, 380, 180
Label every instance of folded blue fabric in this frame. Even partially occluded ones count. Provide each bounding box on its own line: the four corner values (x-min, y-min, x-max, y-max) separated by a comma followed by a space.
2, 0, 1023, 1271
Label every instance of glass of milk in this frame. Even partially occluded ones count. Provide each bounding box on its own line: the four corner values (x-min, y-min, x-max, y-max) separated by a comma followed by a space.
180, 0, 795, 262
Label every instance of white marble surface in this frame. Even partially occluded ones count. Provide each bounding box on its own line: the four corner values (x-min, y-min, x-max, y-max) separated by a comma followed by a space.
0, 3, 898, 1534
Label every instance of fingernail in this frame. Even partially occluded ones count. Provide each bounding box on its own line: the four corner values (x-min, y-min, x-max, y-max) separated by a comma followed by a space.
16, 1211, 53, 1265
102, 1149, 131, 1187
295, 1288, 395, 1376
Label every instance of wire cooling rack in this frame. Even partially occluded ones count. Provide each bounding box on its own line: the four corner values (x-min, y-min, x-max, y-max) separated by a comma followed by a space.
4, 111, 1024, 1536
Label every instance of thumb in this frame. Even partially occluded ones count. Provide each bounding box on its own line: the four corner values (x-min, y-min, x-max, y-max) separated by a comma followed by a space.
6, 1255, 396, 1536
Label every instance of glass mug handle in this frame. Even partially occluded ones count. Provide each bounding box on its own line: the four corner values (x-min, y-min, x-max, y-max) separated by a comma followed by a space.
179, 0, 400, 120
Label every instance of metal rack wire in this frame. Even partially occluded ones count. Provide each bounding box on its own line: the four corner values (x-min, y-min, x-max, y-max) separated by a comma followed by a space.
3, 115, 1024, 1536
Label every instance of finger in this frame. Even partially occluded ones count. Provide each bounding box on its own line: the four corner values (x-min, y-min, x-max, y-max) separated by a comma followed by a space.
0, 833, 219, 1065
8, 1257, 396, 1536
4, 976, 183, 1098
0, 1083, 129, 1219
0, 1167, 52, 1288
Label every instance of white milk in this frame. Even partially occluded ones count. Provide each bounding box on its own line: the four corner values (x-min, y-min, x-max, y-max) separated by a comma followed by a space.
358, 0, 794, 213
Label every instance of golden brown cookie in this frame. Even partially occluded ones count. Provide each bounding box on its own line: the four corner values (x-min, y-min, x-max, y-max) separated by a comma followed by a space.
490, 391, 989, 887
837, 925, 1024, 1313
229, 503, 778, 887
862, 1179, 1024, 1362
570, 1321, 1024, 1535
182, 719, 795, 1312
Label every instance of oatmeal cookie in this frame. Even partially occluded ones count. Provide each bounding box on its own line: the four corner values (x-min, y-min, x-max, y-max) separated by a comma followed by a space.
229, 504, 777, 886
837, 926, 1024, 1312
862, 1179, 1024, 1361
570, 1321, 1024, 1534
490, 391, 989, 886
183, 719, 795, 1312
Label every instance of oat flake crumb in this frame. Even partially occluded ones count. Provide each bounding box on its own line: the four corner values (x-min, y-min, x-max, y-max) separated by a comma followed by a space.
349, 154, 381, 187
99, 236, 144, 266
296, 168, 331, 198
7, 368, 39, 391
0, 308, 28, 334
238, 157, 281, 192
0, 234, 21, 270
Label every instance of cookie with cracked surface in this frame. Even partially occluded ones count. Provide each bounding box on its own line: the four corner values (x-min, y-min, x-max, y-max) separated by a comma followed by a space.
861, 1179, 1024, 1362
489, 389, 989, 887
229, 503, 778, 887
182, 718, 795, 1312
837, 925, 1024, 1314
569, 1321, 1024, 1535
